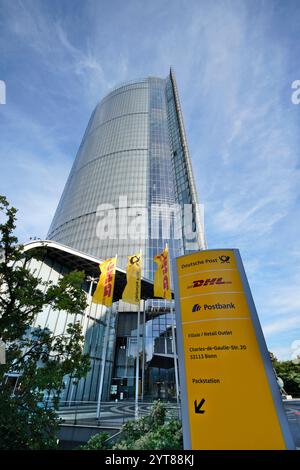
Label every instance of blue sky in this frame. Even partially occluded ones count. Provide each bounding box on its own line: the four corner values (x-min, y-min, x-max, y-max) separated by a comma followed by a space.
1, 0, 300, 360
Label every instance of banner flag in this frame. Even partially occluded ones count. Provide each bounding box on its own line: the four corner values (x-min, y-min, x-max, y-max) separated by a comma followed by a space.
122, 253, 142, 305
92, 257, 117, 307
154, 246, 172, 300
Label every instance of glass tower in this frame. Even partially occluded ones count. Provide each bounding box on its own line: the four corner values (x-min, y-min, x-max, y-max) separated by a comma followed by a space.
46, 70, 206, 402
47, 69, 205, 279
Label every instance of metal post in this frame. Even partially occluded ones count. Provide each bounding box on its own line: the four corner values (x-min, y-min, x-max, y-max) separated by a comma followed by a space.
135, 305, 140, 419
96, 254, 117, 420
69, 276, 95, 406
96, 306, 111, 420
82, 277, 95, 338
141, 300, 146, 401
171, 302, 180, 406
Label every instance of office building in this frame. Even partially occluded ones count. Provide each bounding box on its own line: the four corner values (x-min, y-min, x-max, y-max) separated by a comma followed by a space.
24, 70, 205, 403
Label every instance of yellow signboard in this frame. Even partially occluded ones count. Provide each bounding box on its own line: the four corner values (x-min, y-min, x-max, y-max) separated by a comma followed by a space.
174, 249, 294, 450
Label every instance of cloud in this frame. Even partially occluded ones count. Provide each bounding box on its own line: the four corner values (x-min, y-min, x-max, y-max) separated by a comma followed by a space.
270, 345, 294, 362
264, 276, 300, 317
263, 316, 300, 337
0, 103, 71, 241
0, 0, 300, 360
1, 0, 124, 106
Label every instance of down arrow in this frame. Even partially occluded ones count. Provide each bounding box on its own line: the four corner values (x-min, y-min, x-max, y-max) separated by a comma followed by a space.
194, 398, 205, 414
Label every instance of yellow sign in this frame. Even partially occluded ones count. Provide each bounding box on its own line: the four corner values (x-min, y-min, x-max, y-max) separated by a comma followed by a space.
92, 257, 116, 307
154, 246, 172, 300
122, 252, 142, 305
174, 249, 294, 450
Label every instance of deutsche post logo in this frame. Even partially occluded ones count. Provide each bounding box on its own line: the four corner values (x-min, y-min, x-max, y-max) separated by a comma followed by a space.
219, 255, 230, 263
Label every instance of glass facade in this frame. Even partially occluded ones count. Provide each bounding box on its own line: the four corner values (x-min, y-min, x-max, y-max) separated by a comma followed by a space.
112, 300, 177, 402
21, 247, 116, 403
44, 71, 206, 403
47, 71, 205, 279
48, 80, 150, 275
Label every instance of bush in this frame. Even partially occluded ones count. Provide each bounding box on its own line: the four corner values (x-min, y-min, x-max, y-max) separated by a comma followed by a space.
122, 419, 183, 450
81, 401, 183, 450
271, 354, 300, 397
79, 432, 110, 450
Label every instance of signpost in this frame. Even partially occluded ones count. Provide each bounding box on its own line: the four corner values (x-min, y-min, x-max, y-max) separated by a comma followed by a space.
173, 249, 294, 450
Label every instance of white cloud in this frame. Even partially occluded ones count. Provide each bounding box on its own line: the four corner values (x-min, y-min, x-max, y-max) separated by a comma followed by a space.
263, 316, 300, 337
1, 0, 300, 355
3, 0, 119, 106
270, 345, 294, 362
0, 103, 72, 242
266, 280, 300, 316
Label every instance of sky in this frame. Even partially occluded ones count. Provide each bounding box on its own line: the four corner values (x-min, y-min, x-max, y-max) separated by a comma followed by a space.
0, 0, 300, 361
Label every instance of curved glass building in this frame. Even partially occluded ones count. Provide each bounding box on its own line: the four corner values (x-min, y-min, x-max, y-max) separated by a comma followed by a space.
48, 70, 205, 279
41, 70, 206, 405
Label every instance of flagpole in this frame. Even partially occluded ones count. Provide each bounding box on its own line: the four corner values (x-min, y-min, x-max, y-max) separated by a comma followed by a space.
165, 243, 179, 406
141, 299, 146, 402
171, 301, 180, 406
135, 303, 140, 419
135, 250, 142, 420
69, 276, 95, 407
82, 276, 96, 338
96, 254, 117, 421
96, 305, 111, 420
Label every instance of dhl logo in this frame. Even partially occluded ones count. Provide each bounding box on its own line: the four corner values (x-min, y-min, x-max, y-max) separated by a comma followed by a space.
161, 252, 169, 291
103, 260, 115, 298
188, 277, 232, 288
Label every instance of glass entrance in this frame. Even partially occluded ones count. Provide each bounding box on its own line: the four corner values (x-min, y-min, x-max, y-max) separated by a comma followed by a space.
112, 301, 178, 402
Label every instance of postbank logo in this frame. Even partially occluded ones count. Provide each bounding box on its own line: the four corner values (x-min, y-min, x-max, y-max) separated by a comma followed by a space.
192, 302, 236, 313
192, 304, 201, 312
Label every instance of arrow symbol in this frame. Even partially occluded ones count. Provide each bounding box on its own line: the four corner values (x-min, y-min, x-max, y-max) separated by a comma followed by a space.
194, 398, 205, 414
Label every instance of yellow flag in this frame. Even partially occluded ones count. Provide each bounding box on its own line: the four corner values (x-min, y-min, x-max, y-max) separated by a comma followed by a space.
92, 257, 116, 307
122, 253, 142, 305
154, 246, 172, 300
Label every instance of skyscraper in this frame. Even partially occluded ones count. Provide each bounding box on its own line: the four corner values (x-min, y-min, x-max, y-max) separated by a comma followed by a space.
47, 70, 205, 280
30, 69, 206, 403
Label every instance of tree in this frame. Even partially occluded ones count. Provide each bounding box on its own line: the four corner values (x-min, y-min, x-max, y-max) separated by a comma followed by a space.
0, 195, 90, 449
271, 353, 300, 397
79, 432, 111, 450
81, 401, 183, 450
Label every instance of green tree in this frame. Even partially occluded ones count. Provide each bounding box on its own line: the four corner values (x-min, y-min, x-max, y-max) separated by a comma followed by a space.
128, 418, 182, 450
80, 432, 111, 450
81, 401, 183, 450
271, 353, 300, 397
0, 196, 90, 449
